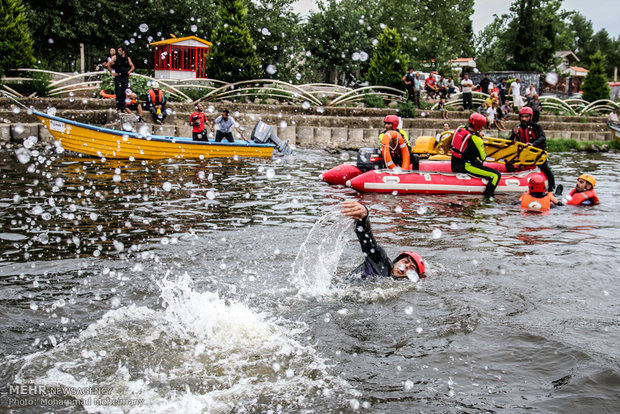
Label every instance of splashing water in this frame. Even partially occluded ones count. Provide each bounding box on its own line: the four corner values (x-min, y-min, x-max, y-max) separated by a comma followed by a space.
291, 210, 352, 296
13, 273, 351, 412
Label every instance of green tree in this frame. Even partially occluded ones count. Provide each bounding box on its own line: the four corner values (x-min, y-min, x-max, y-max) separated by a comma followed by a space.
25, 0, 217, 72
246, 0, 303, 82
304, 0, 381, 84
366, 26, 407, 89
505, 0, 571, 71
0, 0, 35, 78
582, 51, 610, 102
475, 0, 572, 72
474, 15, 509, 72
207, 0, 262, 82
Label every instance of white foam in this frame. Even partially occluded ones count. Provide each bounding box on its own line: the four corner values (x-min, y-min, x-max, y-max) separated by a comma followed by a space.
13, 274, 352, 412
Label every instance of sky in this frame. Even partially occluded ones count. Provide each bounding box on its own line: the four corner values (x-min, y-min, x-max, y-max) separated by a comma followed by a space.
291, 0, 620, 39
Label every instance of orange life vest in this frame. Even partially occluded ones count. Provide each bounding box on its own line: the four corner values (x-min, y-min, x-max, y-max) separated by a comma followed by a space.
450, 127, 472, 158
381, 130, 410, 169
519, 192, 552, 211
567, 188, 599, 205
148, 89, 164, 105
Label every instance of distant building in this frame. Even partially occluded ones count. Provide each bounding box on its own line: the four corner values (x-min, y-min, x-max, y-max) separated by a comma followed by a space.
150, 35, 212, 80
568, 66, 589, 78
554, 51, 580, 73
449, 58, 477, 71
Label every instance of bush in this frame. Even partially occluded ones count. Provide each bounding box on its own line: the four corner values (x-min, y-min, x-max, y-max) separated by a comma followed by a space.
582, 52, 610, 102
396, 100, 417, 118
363, 94, 385, 108
3, 68, 50, 96
99, 73, 151, 100
547, 138, 619, 152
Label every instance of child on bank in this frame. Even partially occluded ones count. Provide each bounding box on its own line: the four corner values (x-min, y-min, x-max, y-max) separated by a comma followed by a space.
439, 98, 448, 119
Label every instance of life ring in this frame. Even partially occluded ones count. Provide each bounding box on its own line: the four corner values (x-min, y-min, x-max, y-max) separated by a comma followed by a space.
381, 130, 411, 169
99, 90, 116, 99
437, 130, 454, 154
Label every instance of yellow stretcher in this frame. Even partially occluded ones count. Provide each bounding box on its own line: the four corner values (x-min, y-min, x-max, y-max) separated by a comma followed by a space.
412, 132, 548, 166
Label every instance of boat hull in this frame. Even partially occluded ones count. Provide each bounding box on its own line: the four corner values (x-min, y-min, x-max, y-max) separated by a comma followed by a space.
321, 160, 531, 186
346, 168, 545, 195
34, 110, 274, 160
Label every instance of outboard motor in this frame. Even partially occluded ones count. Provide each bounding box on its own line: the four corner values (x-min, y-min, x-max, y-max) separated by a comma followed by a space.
250, 121, 294, 155
356, 148, 384, 172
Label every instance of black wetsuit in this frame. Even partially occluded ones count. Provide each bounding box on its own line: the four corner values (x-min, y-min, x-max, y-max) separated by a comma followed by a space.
111, 55, 130, 112
348, 215, 394, 279
509, 122, 555, 191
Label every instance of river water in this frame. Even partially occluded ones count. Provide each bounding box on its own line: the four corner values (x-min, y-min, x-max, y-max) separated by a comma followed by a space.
0, 145, 618, 413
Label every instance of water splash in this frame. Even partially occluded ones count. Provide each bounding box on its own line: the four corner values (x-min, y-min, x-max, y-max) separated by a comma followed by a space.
291, 210, 352, 296
13, 273, 352, 412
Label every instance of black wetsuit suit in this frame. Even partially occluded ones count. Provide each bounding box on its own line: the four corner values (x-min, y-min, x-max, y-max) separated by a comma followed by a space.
348, 215, 394, 279
112, 55, 130, 112
509, 122, 555, 191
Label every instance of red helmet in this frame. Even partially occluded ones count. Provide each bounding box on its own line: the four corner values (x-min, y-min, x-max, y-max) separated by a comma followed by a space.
519, 107, 533, 117
468, 113, 486, 132
528, 175, 547, 193
394, 251, 426, 277
383, 115, 399, 130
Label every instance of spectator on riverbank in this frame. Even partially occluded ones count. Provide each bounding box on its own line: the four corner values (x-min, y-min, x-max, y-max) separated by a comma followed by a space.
402, 68, 416, 104
498, 78, 507, 105
529, 94, 542, 123
108, 46, 134, 114
146, 82, 167, 124
608, 108, 619, 125
509, 78, 524, 112
124, 89, 144, 122
495, 101, 507, 130
461, 73, 474, 110
425, 73, 439, 100
98, 48, 115, 71
479, 73, 490, 95
445, 76, 456, 99
439, 98, 448, 119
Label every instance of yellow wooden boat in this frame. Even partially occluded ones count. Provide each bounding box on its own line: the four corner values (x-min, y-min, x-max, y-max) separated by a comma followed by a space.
34, 110, 275, 160
412, 132, 547, 166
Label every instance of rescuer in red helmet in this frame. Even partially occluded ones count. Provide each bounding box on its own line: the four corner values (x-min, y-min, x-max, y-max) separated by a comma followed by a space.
341, 200, 426, 281
519, 175, 559, 212
509, 106, 556, 191
380, 115, 410, 146
450, 113, 502, 197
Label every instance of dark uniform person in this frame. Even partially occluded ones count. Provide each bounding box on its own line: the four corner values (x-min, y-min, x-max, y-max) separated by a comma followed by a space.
108, 46, 134, 113
509, 107, 555, 191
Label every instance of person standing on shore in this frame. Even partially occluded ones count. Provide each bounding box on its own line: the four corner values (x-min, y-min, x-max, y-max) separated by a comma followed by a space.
108, 46, 135, 114
461, 73, 474, 111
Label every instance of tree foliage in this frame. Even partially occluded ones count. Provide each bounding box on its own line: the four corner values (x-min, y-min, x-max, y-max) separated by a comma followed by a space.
24, 0, 217, 72
0, 0, 35, 77
206, 0, 262, 82
582, 51, 610, 102
246, 0, 303, 82
366, 26, 407, 90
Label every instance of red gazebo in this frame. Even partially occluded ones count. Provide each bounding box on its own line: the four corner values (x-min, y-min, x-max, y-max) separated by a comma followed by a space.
150, 35, 212, 80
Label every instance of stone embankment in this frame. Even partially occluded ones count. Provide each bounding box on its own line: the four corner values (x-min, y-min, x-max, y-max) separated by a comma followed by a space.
0, 98, 613, 150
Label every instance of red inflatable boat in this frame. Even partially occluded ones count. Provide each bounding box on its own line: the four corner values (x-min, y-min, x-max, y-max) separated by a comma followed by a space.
320, 149, 544, 195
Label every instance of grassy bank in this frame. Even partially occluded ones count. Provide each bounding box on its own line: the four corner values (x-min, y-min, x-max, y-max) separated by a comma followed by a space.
547, 138, 619, 152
